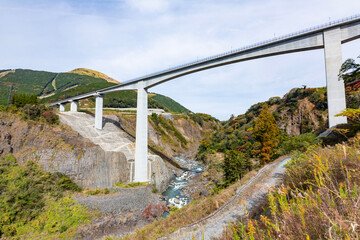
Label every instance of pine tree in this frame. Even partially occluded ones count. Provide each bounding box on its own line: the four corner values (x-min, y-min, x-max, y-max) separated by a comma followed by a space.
223, 150, 246, 184
252, 103, 280, 164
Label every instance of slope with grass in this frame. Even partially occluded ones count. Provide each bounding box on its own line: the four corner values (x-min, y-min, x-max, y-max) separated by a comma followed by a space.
0, 154, 95, 239
0, 68, 190, 113
223, 134, 360, 239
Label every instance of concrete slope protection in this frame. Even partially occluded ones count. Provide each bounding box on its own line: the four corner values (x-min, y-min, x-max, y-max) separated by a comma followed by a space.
160, 157, 291, 240
59, 112, 174, 192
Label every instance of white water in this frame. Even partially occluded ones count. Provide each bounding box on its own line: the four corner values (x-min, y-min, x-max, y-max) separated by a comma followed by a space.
162, 157, 203, 209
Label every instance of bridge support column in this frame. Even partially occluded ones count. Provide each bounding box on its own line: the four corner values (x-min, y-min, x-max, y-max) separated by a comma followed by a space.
95, 94, 103, 130
70, 100, 78, 112
59, 103, 65, 112
134, 80, 148, 182
323, 27, 347, 127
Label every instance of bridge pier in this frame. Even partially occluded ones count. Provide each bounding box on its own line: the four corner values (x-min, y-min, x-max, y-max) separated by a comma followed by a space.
59, 103, 65, 112
323, 27, 347, 127
70, 100, 78, 112
134, 80, 149, 182
95, 94, 103, 130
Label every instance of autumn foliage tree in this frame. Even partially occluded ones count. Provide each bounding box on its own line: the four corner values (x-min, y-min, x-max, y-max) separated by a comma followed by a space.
252, 103, 280, 164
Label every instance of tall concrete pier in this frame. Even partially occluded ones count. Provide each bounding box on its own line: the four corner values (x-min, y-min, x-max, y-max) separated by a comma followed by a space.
323, 28, 347, 127
134, 81, 149, 182
95, 94, 104, 130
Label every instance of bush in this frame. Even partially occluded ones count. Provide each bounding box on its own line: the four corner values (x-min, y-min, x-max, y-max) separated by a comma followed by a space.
141, 204, 169, 221
42, 110, 60, 124
0, 155, 83, 237
56, 172, 82, 192
11, 93, 38, 108
277, 133, 319, 155
22, 104, 47, 121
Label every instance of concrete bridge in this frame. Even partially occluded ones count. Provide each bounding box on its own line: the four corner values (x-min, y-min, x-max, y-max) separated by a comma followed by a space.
50, 14, 360, 183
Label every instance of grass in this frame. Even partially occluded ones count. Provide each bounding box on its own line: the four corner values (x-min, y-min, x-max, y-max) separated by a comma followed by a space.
113, 181, 148, 188
223, 134, 360, 239
150, 93, 189, 113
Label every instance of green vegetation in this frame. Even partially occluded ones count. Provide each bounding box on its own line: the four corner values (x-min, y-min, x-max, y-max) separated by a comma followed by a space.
113, 181, 148, 188
0, 154, 92, 238
150, 113, 188, 147
188, 113, 218, 127
276, 133, 319, 156
197, 87, 328, 163
11, 93, 38, 107
1, 94, 59, 124
0, 68, 191, 113
339, 55, 360, 85
103, 90, 180, 112
223, 150, 251, 185
225, 134, 360, 239
151, 93, 189, 113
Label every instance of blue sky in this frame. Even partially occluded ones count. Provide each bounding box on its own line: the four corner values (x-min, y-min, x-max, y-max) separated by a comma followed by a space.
1, 0, 360, 120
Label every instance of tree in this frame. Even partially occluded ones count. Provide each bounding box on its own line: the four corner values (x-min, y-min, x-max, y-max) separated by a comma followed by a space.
339, 56, 360, 85
223, 149, 246, 184
11, 93, 38, 108
252, 103, 280, 164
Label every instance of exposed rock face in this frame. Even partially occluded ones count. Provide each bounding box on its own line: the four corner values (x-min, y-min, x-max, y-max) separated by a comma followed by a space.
0, 111, 175, 191
33, 148, 130, 189
277, 98, 328, 135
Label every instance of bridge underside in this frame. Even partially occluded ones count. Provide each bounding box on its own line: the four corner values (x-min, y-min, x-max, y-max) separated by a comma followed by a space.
52, 16, 360, 182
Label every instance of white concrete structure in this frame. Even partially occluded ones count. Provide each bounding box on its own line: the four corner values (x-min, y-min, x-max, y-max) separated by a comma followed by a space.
51, 14, 360, 182
95, 94, 103, 130
134, 81, 149, 182
70, 100, 78, 112
59, 103, 65, 112
323, 28, 347, 126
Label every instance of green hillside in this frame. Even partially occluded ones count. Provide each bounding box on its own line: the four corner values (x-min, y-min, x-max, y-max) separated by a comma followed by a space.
0, 69, 190, 113
151, 93, 189, 113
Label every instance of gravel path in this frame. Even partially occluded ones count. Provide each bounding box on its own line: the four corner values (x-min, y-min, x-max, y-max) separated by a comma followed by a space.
74, 186, 166, 239
160, 157, 291, 240
75, 187, 163, 215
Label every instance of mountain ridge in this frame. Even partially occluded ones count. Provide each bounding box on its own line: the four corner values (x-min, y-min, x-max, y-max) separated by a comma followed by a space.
0, 68, 190, 113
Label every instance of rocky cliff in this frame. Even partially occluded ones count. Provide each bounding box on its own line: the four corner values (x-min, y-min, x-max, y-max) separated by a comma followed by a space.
0, 111, 177, 192
0, 110, 217, 192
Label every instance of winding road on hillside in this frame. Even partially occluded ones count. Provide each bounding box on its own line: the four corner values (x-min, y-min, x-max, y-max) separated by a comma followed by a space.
160, 157, 291, 240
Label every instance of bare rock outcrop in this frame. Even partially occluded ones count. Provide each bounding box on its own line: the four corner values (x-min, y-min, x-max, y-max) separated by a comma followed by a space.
0, 111, 175, 191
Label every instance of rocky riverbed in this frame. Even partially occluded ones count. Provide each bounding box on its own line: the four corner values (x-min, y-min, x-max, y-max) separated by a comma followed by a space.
75, 185, 167, 239
162, 156, 206, 209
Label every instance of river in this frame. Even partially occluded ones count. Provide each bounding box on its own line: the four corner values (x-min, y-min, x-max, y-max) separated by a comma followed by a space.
162, 156, 203, 209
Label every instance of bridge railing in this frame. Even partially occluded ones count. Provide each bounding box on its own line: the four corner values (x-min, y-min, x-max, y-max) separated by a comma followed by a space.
121, 14, 360, 85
